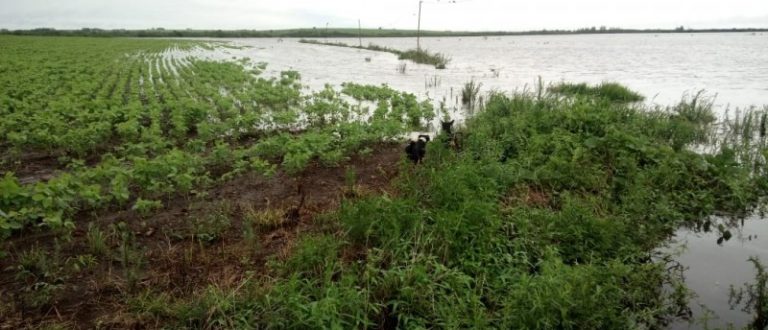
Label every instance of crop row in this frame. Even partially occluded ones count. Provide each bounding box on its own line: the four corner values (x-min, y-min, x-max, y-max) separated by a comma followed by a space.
0, 36, 434, 244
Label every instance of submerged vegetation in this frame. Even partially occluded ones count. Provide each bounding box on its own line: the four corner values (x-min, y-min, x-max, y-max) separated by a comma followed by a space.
299, 39, 450, 69
398, 48, 450, 69
730, 257, 768, 330
549, 82, 645, 102
461, 79, 482, 109
1, 35, 768, 328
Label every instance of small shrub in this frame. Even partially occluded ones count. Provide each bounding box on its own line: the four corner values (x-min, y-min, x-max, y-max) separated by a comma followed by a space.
132, 198, 163, 217
191, 210, 232, 243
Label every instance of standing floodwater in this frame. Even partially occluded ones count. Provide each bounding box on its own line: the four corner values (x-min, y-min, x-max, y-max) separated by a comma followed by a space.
176, 33, 768, 327
667, 216, 768, 329
188, 33, 768, 113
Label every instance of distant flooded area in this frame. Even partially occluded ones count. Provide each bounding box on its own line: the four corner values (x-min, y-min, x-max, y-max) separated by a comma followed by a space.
190, 33, 768, 112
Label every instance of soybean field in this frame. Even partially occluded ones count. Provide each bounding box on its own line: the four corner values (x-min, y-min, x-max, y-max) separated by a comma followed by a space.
1, 35, 768, 329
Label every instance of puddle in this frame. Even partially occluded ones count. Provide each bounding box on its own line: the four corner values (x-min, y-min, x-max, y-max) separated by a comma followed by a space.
666, 215, 768, 329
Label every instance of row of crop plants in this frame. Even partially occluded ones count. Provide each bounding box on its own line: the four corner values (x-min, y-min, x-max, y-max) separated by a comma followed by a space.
0, 36, 434, 245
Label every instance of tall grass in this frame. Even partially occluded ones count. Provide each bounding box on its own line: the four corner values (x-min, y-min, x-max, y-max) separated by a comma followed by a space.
549, 82, 645, 102
299, 39, 449, 69
397, 49, 450, 69
461, 80, 482, 109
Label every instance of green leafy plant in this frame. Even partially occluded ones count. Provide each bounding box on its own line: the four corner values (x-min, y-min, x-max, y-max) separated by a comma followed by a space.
549, 82, 645, 102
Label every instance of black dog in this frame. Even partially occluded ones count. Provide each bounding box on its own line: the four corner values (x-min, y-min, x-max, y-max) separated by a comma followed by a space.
441, 120, 454, 135
440, 120, 464, 151
405, 135, 431, 164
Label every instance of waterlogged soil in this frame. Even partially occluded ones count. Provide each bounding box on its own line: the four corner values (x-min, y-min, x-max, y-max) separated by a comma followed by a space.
0, 150, 104, 185
0, 143, 403, 328
0, 151, 65, 184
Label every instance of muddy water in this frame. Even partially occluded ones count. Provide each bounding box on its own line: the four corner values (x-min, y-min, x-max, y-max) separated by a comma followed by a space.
180, 33, 768, 327
186, 33, 768, 116
666, 216, 768, 329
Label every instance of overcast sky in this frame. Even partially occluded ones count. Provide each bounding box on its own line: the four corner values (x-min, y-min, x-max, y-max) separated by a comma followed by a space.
1, 0, 767, 31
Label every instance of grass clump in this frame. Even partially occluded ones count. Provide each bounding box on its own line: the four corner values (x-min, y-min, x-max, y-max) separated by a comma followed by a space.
243, 205, 286, 230
461, 79, 482, 109
549, 82, 645, 102
299, 39, 449, 69
398, 49, 450, 69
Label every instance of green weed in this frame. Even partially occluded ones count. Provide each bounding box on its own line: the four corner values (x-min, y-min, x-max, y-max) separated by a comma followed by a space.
86, 222, 109, 256
549, 82, 645, 102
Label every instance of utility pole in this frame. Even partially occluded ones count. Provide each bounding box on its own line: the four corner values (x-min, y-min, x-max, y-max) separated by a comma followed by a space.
417, 0, 423, 51
325, 22, 329, 40
358, 19, 362, 47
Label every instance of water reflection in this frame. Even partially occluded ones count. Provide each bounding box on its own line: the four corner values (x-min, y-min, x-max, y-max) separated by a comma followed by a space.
667, 215, 768, 329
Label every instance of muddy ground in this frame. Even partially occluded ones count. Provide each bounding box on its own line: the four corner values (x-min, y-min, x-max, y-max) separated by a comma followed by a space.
0, 143, 404, 328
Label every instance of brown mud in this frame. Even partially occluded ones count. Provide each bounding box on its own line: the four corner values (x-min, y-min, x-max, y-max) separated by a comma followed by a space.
0, 143, 404, 328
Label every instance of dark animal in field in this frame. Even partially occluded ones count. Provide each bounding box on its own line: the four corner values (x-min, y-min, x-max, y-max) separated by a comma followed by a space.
405, 135, 431, 164
441, 120, 454, 135
499, 145, 517, 163
440, 120, 464, 151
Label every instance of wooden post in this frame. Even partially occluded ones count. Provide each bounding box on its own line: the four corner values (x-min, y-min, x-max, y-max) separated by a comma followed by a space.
417, 0, 423, 51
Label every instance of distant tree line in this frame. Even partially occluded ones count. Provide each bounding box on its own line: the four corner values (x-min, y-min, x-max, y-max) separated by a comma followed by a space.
0, 27, 766, 38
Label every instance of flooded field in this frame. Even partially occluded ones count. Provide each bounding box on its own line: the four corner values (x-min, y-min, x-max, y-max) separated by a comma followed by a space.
3, 34, 768, 328
667, 216, 768, 329
192, 33, 768, 112
183, 34, 768, 327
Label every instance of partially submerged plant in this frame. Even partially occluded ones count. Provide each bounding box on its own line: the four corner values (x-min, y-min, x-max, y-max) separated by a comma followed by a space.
461, 79, 482, 109
548, 82, 645, 103
729, 256, 768, 330
398, 49, 450, 69
397, 62, 407, 74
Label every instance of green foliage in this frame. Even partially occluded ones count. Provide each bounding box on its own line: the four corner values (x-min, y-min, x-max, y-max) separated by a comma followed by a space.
131, 198, 163, 216
461, 79, 482, 108
204, 88, 766, 329
299, 39, 449, 68
4, 35, 768, 329
86, 222, 109, 257
10, 241, 96, 310
549, 82, 645, 102
398, 48, 451, 69
190, 209, 232, 243
0, 37, 429, 241
341, 83, 397, 101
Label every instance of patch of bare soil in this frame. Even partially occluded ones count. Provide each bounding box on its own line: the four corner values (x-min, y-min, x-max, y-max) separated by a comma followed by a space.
0, 151, 63, 184
0, 143, 404, 329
